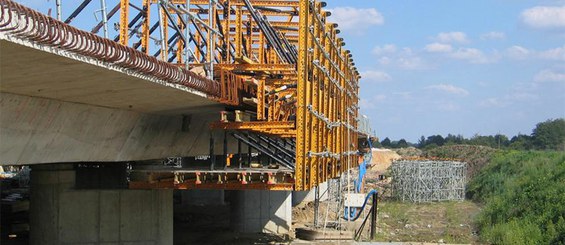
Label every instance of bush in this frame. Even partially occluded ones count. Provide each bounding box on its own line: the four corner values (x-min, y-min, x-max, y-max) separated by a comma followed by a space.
424, 144, 497, 179
468, 151, 565, 244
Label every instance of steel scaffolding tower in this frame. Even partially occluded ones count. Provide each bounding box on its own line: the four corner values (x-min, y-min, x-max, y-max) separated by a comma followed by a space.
391, 160, 466, 202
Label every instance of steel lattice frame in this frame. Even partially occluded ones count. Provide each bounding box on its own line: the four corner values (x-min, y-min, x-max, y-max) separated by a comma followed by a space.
1, 0, 365, 191
391, 160, 467, 203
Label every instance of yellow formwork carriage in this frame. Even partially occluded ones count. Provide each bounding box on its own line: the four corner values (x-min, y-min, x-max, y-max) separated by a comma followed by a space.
295, 0, 361, 190
112, 0, 361, 191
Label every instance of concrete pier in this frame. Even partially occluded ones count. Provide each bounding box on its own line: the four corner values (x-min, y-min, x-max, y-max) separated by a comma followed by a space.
30, 164, 173, 245
229, 190, 292, 234
292, 181, 328, 207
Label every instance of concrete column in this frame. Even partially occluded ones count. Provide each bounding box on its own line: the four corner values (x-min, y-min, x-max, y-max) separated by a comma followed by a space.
30, 164, 172, 245
292, 181, 328, 207
229, 190, 291, 234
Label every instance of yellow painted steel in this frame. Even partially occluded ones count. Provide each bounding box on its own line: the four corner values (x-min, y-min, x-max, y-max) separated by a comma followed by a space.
119, 0, 129, 46
92, 0, 362, 191
295, 0, 308, 190
141, 0, 150, 54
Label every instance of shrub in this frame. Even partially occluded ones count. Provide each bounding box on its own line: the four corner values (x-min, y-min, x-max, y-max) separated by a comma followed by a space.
468, 151, 565, 244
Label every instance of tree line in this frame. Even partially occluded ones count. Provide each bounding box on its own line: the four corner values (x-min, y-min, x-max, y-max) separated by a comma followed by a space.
377, 118, 565, 151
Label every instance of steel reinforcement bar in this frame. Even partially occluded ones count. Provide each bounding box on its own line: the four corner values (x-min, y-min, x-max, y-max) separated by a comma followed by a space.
0, 0, 220, 97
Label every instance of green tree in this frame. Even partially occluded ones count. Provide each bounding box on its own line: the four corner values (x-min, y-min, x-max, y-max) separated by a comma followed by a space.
509, 134, 534, 150
397, 139, 409, 148
418, 135, 426, 148
532, 118, 565, 150
426, 135, 445, 146
494, 134, 510, 149
445, 134, 464, 145
381, 137, 391, 148
372, 137, 382, 148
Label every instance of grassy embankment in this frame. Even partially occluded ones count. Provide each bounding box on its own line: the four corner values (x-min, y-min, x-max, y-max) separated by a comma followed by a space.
468, 150, 565, 244
375, 147, 564, 244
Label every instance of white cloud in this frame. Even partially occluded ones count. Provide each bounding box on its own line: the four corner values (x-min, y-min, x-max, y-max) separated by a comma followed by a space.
397, 56, 430, 70
534, 69, 565, 82
373, 46, 432, 70
509, 92, 539, 101
480, 98, 509, 108
480, 91, 539, 108
427, 84, 470, 96
359, 98, 375, 110
481, 31, 506, 40
539, 45, 565, 60
372, 44, 397, 55
360, 94, 387, 109
506, 45, 531, 60
392, 92, 413, 100
361, 70, 392, 83
437, 102, 461, 112
373, 94, 387, 102
328, 7, 384, 34
434, 32, 469, 43
424, 43, 453, 53
521, 6, 565, 29
449, 48, 497, 64
378, 57, 391, 65
505, 45, 565, 61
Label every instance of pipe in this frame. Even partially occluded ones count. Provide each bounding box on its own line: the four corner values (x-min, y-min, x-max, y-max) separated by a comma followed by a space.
99, 0, 108, 38
56, 0, 61, 21
343, 189, 377, 221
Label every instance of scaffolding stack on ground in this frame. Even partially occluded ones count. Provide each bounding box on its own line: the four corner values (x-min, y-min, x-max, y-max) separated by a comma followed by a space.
391, 160, 466, 203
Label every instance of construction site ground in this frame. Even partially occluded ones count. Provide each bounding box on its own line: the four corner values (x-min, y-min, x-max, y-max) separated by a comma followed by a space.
291, 191, 481, 244
291, 147, 484, 244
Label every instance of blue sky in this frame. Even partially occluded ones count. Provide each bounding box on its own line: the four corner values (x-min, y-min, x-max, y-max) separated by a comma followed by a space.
14, 0, 565, 142
326, 0, 565, 142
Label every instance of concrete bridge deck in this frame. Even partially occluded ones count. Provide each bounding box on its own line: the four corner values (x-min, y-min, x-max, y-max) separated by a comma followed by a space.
0, 37, 226, 165
1, 36, 220, 114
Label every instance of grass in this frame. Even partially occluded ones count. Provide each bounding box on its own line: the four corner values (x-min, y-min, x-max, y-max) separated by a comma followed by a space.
468, 150, 565, 245
373, 200, 481, 243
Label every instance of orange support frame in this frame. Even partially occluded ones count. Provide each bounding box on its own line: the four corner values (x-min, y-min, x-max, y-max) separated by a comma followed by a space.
56, 0, 364, 191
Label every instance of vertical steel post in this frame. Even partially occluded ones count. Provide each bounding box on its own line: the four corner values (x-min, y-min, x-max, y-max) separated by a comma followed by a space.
223, 130, 228, 169
185, 0, 191, 67
157, 3, 167, 61
370, 191, 378, 240
295, 0, 309, 190
223, 0, 231, 63
314, 185, 320, 227
237, 138, 242, 169
235, 6, 242, 58
247, 142, 252, 167
141, 0, 150, 53
56, 0, 62, 21
119, 0, 129, 45
257, 80, 265, 120
208, 0, 214, 80
210, 132, 216, 170
99, 0, 109, 38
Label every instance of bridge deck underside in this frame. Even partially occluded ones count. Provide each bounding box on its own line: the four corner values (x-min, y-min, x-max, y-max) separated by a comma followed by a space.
0, 40, 220, 114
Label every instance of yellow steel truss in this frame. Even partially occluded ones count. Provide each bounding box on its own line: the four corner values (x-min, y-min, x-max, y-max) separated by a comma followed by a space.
112, 0, 362, 191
